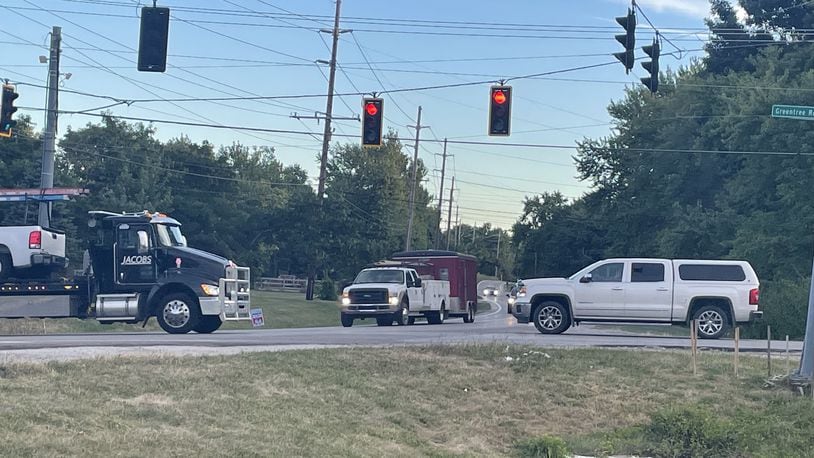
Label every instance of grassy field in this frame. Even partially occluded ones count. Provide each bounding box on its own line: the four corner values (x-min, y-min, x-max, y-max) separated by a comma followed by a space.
0, 291, 340, 334
0, 345, 810, 457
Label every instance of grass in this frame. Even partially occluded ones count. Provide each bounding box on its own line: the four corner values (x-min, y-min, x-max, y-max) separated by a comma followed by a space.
0, 291, 340, 334
0, 345, 811, 457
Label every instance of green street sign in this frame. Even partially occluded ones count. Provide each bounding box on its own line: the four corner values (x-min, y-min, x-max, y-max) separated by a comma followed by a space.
772, 104, 814, 120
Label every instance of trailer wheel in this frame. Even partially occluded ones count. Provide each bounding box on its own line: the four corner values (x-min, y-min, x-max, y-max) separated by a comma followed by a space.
463, 303, 475, 323
194, 315, 223, 333
155, 292, 200, 334
0, 253, 12, 280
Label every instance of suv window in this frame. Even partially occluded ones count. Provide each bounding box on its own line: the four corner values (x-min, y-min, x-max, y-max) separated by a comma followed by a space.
678, 264, 746, 281
632, 263, 665, 282
590, 263, 624, 282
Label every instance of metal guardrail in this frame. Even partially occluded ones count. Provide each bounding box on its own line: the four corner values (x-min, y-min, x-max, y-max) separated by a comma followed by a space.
255, 276, 307, 292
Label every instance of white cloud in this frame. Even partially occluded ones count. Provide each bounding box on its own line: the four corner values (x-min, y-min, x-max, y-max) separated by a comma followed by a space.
733, 4, 749, 23
633, 0, 710, 17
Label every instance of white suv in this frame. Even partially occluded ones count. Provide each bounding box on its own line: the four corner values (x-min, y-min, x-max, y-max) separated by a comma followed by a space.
511, 259, 761, 339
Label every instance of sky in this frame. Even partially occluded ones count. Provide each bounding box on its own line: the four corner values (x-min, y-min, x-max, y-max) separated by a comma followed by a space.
0, 0, 723, 230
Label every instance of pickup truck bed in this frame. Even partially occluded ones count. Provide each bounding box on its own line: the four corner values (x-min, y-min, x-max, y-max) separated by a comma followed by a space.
0, 226, 67, 278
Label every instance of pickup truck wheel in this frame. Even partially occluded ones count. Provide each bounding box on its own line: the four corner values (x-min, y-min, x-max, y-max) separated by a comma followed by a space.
340, 313, 354, 327
155, 293, 200, 334
394, 303, 409, 326
427, 307, 446, 325
693, 306, 729, 339
533, 301, 570, 335
194, 315, 223, 333
0, 253, 12, 280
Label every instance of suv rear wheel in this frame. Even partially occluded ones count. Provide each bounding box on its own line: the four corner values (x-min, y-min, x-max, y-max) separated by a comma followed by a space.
693, 305, 729, 339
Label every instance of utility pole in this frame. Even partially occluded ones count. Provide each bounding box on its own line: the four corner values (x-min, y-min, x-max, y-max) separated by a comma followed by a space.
39, 26, 61, 227
454, 205, 460, 250
405, 106, 427, 251
434, 138, 448, 249
793, 255, 814, 385
445, 176, 455, 250
305, 0, 349, 301
495, 230, 502, 278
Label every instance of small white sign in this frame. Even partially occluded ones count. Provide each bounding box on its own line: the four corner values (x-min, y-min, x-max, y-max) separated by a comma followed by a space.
250, 308, 265, 327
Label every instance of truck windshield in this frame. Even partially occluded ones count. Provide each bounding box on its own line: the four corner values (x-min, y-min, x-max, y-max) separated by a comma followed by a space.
155, 224, 186, 247
353, 270, 404, 284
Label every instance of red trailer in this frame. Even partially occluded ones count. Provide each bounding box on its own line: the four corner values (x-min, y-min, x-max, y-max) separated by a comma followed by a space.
390, 250, 479, 322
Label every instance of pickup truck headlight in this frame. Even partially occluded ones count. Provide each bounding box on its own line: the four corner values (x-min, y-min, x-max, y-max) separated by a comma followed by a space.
389, 294, 400, 306
201, 284, 220, 296
518, 286, 527, 298
341, 292, 351, 306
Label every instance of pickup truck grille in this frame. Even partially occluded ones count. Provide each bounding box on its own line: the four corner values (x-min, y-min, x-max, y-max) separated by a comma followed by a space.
349, 289, 388, 304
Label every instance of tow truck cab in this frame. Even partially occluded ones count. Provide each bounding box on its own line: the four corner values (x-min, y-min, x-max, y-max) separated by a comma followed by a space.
87, 211, 251, 333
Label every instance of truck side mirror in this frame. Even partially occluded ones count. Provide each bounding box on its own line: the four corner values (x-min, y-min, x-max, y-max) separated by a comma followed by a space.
579, 273, 592, 283
180, 235, 188, 247
137, 230, 149, 254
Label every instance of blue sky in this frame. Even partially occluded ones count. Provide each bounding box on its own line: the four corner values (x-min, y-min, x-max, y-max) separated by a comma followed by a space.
0, 0, 720, 229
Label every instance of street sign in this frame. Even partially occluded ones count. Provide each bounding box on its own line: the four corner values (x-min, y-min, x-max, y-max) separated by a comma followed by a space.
771, 105, 814, 121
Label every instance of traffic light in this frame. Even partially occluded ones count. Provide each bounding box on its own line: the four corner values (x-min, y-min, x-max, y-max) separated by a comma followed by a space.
138, 6, 170, 72
640, 38, 660, 93
0, 85, 19, 138
613, 8, 636, 74
488, 85, 512, 136
361, 97, 384, 147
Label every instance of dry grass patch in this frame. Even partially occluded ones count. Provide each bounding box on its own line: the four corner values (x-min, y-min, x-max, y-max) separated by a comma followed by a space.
0, 345, 809, 457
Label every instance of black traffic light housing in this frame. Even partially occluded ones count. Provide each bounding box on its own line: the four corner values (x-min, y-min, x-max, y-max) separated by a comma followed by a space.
138, 6, 170, 72
0, 85, 19, 138
361, 97, 384, 147
488, 85, 512, 136
613, 8, 636, 74
641, 38, 660, 93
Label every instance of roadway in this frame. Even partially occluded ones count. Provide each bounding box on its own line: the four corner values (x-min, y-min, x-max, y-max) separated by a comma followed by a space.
0, 294, 800, 354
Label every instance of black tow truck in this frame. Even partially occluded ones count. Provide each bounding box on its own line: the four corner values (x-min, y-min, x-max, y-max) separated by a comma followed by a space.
0, 211, 251, 333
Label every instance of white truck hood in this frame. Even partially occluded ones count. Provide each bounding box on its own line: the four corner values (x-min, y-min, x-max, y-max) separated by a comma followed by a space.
521, 277, 572, 288
345, 283, 402, 294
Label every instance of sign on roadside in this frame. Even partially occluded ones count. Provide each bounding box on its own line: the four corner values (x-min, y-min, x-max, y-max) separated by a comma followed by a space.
771, 104, 814, 121
250, 308, 265, 327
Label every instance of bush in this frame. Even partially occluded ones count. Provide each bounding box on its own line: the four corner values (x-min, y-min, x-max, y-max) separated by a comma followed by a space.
645, 405, 739, 458
514, 436, 569, 458
318, 278, 337, 301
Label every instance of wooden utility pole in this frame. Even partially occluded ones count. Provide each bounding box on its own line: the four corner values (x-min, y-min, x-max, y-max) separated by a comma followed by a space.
405, 106, 427, 251
445, 176, 455, 250
434, 138, 448, 249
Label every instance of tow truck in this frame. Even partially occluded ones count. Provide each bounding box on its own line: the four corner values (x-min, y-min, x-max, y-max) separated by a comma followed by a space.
0, 211, 251, 334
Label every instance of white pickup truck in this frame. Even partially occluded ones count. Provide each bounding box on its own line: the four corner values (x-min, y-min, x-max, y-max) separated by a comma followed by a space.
340, 267, 450, 327
512, 258, 762, 339
0, 226, 67, 279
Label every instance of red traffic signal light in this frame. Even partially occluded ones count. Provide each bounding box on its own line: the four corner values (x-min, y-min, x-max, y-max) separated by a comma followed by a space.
361, 97, 384, 147
365, 102, 379, 116
488, 86, 512, 136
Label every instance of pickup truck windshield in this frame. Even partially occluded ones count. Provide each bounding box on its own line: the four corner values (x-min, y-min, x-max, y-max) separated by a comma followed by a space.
354, 270, 405, 284
155, 224, 186, 247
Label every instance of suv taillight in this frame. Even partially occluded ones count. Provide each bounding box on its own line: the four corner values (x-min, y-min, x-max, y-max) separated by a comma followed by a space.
749, 288, 760, 305
29, 230, 42, 249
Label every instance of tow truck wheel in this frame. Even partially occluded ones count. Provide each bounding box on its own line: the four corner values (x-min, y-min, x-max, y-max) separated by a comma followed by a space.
156, 293, 200, 334
0, 253, 12, 280
194, 315, 222, 334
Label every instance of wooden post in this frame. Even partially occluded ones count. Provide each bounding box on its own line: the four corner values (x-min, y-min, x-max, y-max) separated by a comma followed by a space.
691, 319, 698, 376
767, 325, 772, 378
786, 335, 790, 375
734, 327, 740, 377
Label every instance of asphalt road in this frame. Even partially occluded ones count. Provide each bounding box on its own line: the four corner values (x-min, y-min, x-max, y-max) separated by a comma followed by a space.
0, 296, 800, 354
